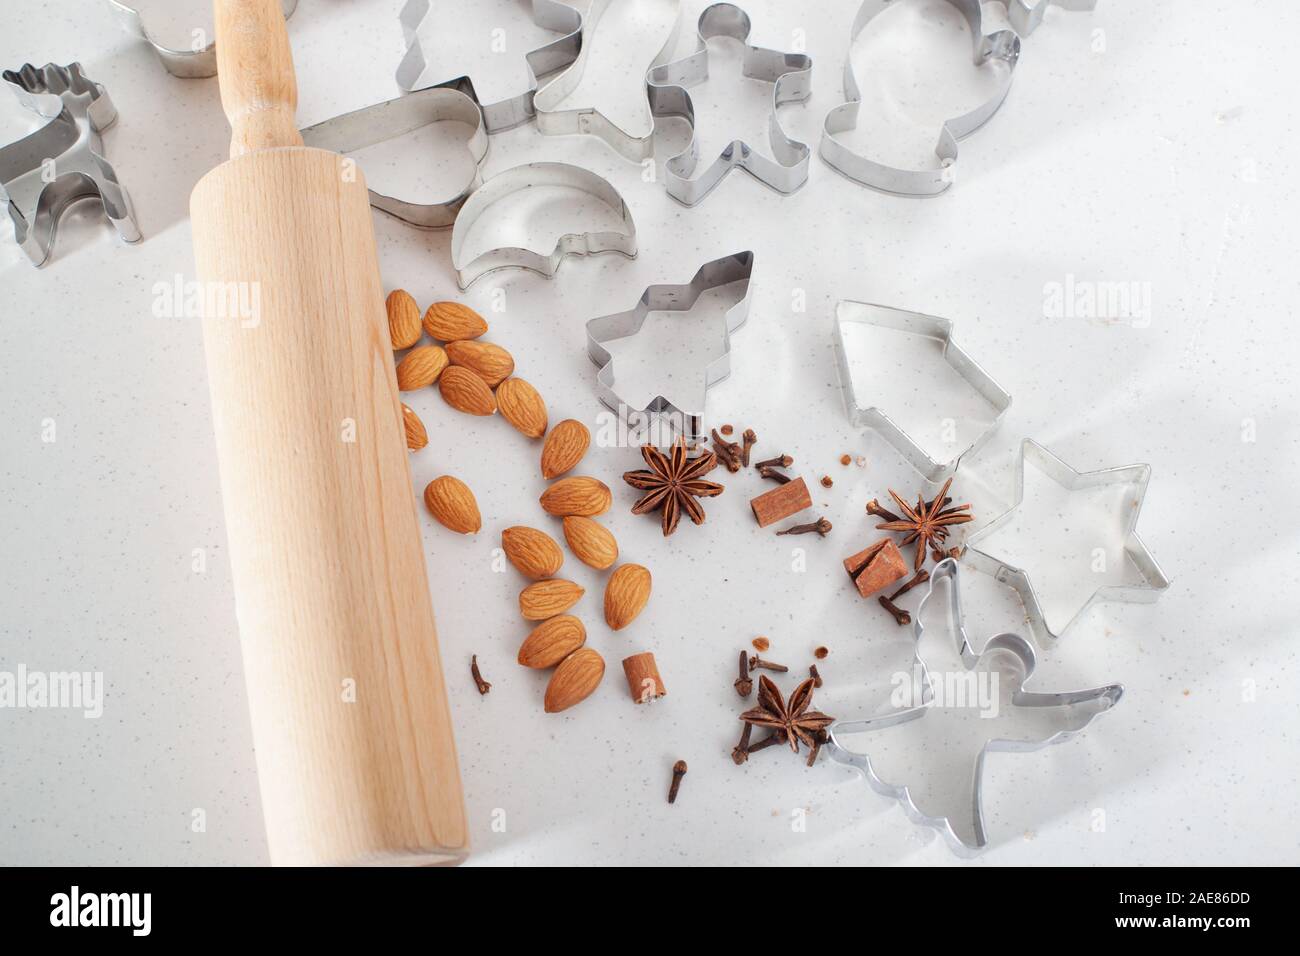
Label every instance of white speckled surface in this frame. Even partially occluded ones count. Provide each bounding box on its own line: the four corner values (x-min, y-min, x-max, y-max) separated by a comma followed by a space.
1, 0, 1297, 866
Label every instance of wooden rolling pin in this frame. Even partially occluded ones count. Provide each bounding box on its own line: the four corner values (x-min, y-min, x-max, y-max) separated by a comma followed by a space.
189, 0, 467, 865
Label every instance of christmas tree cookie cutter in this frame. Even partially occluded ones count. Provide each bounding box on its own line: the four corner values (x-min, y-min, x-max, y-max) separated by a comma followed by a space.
832, 301, 1011, 482
396, 0, 583, 133
585, 251, 754, 443
0, 62, 140, 266
827, 558, 1125, 855
646, 2, 813, 206
821, 0, 1021, 196
964, 439, 1171, 643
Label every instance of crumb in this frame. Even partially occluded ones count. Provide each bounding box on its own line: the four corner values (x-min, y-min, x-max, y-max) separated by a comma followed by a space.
752, 636, 770, 652
814, 646, 829, 660
820, 475, 833, 488
720, 424, 734, 436
854, 456, 866, 467
839, 454, 851, 466
1183, 689, 1191, 696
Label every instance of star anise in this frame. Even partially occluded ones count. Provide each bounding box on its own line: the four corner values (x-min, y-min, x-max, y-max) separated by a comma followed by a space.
870, 477, 974, 570
623, 438, 725, 536
739, 675, 834, 753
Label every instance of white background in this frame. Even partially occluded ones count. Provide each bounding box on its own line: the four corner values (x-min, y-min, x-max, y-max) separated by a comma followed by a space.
2, 0, 1297, 866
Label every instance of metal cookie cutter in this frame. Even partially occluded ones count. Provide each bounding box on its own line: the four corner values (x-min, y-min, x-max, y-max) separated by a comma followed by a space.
828, 558, 1124, 855
965, 439, 1170, 643
647, 2, 813, 206
821, 0, 1020, 196
1006, 0, 1098, 37
396, 0, 583, 133
300, 84, 488, 229
0, 63, 140, 267
586, 251, 754, 443
832, 301, 1011, 482
450, 162, 637, 290
533, 0, 682, 161
106, 0, 298, 78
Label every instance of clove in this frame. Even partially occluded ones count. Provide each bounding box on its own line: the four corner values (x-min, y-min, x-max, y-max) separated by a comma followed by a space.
754, 453, 793, 470
711, 429, 742, 472
731, 723, 753, 765
758, 465, 792, 484
668, 759, 688, 804
749, 656, 789, 673
744, 732, 786, 755
776, 516, 832, 537
878, 596, 910, 626
865, 498, 901, 522
470, 654, 491, 695
733, 649, 753, 697
741, 429, 758, 467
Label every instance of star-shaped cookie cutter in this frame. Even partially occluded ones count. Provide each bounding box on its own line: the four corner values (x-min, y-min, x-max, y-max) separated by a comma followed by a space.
105, 0, 298, 78
1, 63, 140, 266
646, 2, 813, 206
832, 301, 1012, 482
965, 439, 1171, 643
533, 0, 683, 161
585, 251, 754, 443
395, 0, 583, 133
827, 558, 1124, 855
300, 83, 488, 229
821, 0, 1021, 196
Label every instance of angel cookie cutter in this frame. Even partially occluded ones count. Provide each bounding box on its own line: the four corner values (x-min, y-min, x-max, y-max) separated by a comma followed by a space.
827, 558, 1124, 854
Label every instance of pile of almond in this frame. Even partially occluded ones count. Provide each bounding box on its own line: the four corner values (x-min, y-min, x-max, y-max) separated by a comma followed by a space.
387, 289, 551, 535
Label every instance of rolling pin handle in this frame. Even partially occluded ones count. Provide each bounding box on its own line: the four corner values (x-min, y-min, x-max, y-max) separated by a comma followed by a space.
214, 0, 305, 158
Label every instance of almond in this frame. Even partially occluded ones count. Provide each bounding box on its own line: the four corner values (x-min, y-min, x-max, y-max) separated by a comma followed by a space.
395, 344, 448, 391
438, 365, 496, 415
519, 579, 585, 620
562, 516, 618, 570
446, 340, 515, 388
423, 476, 481, 534
496, 377, 548, 438
540, 419, 590, 479
544, 647, 605, 713
501, 526, 564, 579
604, 563, 651, 631
401, 403, 427, 451
386, 289, 423, 349
517, 614, 587, 669
423, 301, 488, 342
540, 476, 611, 517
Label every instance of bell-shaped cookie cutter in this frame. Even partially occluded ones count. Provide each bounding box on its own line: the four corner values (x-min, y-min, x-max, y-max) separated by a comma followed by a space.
0, 62, 140, 267
396, 0, 583, 133
832, 301, 1011, 482
450, 162, 637, 290
300, 84, 488, 229
533, 0, 683, 162
964, 439, 1170, 643
827, 557, 1125, 855
585, 251, 754, 443
105, 0, 298, 79
821, 0, 1020, 196
647, 2, 813, 206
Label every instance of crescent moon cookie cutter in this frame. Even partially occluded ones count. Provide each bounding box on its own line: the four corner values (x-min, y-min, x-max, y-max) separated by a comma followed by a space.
832, 301, 1012, 483
964, 439, 1170, 643
300, 84, 488, 229
646, 2, 813, 206
585, 251, 754, 443
450, 162, 637, 290
0, 62, 141, 266
396, 0, 584, 133
827, 558, 1125, 855
821, 0, 1021, 196
533, 0, 684, 162
105, 0, 298, 78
